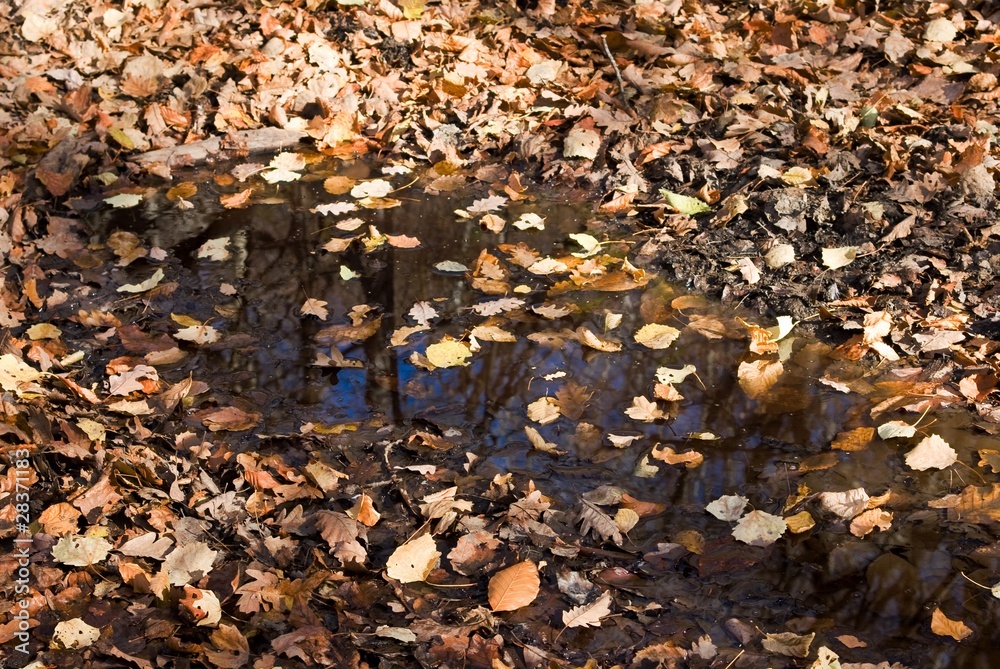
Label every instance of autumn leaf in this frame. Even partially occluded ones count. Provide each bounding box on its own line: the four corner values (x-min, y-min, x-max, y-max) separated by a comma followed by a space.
732, 510, 786, 546
762, 631, 814, 658
300, 298, 329, 320
706, 495, 748, 522
488, 560, 540, 612
425, 339, 472, 368
634, 323, 681, 349
386, 533, 440, 583
930, 608, 972, 641
527, 397, 561, 425
52, 535, 113, 567
737, 359, 783, 399
905, 434, 957, 471
624, 396, 663, 422
561, 590, 612, 629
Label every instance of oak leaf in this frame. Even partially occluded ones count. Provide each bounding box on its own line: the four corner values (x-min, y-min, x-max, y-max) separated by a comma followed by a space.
561, 590, 612, 629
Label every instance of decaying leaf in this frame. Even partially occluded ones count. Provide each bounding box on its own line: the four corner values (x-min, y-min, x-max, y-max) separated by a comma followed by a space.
527, 397, 561, 425
624, 396, 664, 422
762, 631, 814, 658
52, 618, 101, 650
488, 560, 540, 612
737, 359, 783, 399
634, 323, 681, 349
52, 535, 113, 567
706, 495, 748, 522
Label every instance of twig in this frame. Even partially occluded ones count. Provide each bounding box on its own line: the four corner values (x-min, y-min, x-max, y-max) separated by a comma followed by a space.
600, 35, 631, 112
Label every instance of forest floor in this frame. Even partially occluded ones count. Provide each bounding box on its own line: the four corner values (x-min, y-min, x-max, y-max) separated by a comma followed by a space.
2, 1, 1000, 668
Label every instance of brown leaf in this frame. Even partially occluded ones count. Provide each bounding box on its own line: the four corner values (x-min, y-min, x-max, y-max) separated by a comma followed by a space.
930, 608, 973, 641
737, 360, 783, 399
205, 624, 250, 668
831, 427, 874, 452
488, 560, 540, 612
195, 406, 262, 432
220, 188, 253, 209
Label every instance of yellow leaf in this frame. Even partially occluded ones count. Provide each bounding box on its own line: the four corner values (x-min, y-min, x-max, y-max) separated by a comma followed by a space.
634, 324, 681, 349
661, 190, 711, 214
527, 397, 561, 425
488, 560, 540, 612
386, 533, 440, 583
425, 339, 472, 368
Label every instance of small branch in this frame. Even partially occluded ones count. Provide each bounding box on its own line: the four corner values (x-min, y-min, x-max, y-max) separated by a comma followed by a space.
600, 35, 632, 112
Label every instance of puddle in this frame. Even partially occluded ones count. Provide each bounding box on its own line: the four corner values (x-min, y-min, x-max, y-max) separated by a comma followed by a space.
87, 158, 1000, 668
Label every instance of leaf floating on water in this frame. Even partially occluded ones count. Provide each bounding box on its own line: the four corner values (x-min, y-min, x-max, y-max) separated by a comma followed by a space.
732, 510, 786, 546
634, 324, 681, 349
761, 631, 814, 658
624, 396, 663, 422
656, 365, 696, 385
524, 426, 562, 454
849, 508, 893, 537
651, 444, 702, 468
105, 192, 143, 208
350, 179, 392, 199
434, 260, 469, 273
577, 500, 622, 545
175, 324, 220, 345
561, 590, 612, 629
488, 560, 540, 612
569, 232, 601, 258
117, 268, 164, 293
197, 237, 230, 261
425, 339, 472, 368
300, 298, 329, 320
512, 212, 545, 230
818, 488, 869, 519
196, 406, 261, 432
706, 494, 748, 522
386, 533, 440, 584
905, 434, 957, 471
930, 608, 973, 641
737, 359, 783, 399
527, 397, 561, 425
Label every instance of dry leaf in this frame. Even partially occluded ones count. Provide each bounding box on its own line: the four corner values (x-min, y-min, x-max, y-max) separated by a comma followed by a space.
386, 533, 440, 583
624, 396, 664, 422
425, 339, 472, 368
930, 608, 972, 641
527, 397, 561, 425
488, 560, 540, 612
905, 434, 957, 471
562, 590, 612, 629
762, 631, 814, 658
634, 323, 681, 349
300, 298, 329, 319
732, 510, 786, 546
706, 495, 748, 522
737, 359, 783, 399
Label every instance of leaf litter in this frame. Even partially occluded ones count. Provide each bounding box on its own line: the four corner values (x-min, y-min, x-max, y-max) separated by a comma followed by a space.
4, 0, 1000, 667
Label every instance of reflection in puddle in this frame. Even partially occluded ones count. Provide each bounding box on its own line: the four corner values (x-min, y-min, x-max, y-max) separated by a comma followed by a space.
90, 160, 1000, 667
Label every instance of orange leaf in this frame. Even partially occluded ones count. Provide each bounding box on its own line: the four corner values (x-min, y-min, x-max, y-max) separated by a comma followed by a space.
930, 607, 972, 641
488, 560, 539, 612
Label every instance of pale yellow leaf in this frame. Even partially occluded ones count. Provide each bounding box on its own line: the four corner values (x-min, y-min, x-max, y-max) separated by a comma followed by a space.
425, 339, 472, 368
386, 533, 440, 584
905, 434, 957, 471
634, 324, 681, 349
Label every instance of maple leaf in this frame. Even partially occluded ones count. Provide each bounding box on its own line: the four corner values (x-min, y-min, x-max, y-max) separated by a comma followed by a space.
300, 298, 329, 320
624, 396, 663, 422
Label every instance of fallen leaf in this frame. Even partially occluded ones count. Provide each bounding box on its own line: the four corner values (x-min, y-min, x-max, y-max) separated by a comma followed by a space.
198, 237, 231, 261
489, 560, 540, 612
930, 608, 972, 641
52, 535, 113, 567
706, 495, 748, 522
818, 488, 870, 519
118, 269, 164, 293
849, 508, 893, 537
732, 510, 787, 546
762, 631, 814, 658
905, 434, 957, 471
300, 298, 329, 319
564, 127, 601, 160
180, 586, 222, 627
527, 397, 561, 425
822, 246, 858, 270
634, 324, 681, 349
624, 396, 664, 422
877, 421, 916, 439
662, 190, 711, 215
163, 541, 218, 586
737, 359, 783, 399
175, 324, 220, 345
561, 590, 612, 629
52, 618, 100, 650
386, 533, 440, 583
425, 339, 472, 368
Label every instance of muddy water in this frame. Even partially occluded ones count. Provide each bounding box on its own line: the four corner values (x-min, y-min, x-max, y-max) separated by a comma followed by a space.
90, 161, 1000, 668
